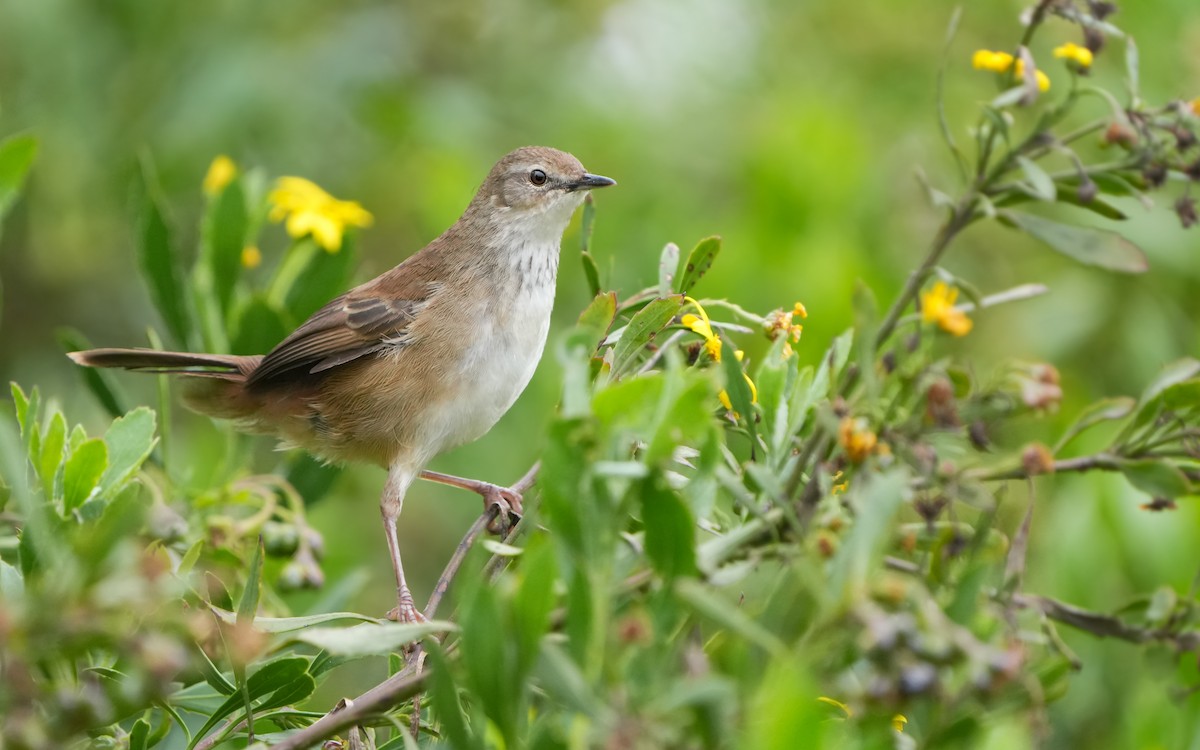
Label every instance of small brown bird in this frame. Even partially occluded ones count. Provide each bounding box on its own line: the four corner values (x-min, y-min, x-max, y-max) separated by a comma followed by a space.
70, 146, 615, 622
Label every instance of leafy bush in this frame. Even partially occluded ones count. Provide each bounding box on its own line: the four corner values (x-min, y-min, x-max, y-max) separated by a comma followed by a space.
2, 2, 1200, 748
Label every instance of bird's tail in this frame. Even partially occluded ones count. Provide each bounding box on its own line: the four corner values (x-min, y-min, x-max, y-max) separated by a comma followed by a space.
68, 348, 267, 422
67, 348, 261, 381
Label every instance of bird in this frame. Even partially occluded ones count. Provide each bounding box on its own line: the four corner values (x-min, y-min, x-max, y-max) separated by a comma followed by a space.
69, 146, 616, 623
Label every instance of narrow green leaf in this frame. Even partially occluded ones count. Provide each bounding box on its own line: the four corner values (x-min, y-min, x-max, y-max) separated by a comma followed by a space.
827, 469, 909, 604
0, 132, 38, 223
611, 296, 683, 376
461, 581, 517, 745
1054, 396, 1136, 452
237, 537, 265, 625
581, 252, 602, 298
187, 657, 310, 750
1121, 359, 1200, 441
292, 621, 454, 656
201, 177, 249, 317
138, 156, 194, 347
195, 644, 238, 696
101, 408, 156, 495
639, 476, 697, 579
211, 606, 382, 633
674, 578, 787, 656
718, 335, 757, 444
533, 641, 598, 716
62, 438, 107, 512
37, 411, 66, 495
1118, 458, 1191, 499
511, 538, 558, 678
1002, 211, 1147, 273
57, 328, 127, 419
658, 242, 680, 296
426, 641, 479, 750
675, 236, 721, 294
1017, 156, 1056, 201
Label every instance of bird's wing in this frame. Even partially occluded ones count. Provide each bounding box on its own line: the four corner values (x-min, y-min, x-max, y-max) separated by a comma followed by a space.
247, 262, 435, 389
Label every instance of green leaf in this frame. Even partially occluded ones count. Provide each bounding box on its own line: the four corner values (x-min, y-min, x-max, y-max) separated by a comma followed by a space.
273, 237, 357, 324
576, 292, 618, 345
238, 536, 265, 625
533, 642, 598, 717
579, 194, 600, 296
1002, 211, 1147, 273
638, 475, 697, 579
1121, 359, 1200, 441
658, 242, 680, 296
646, 373, 713, 465
611, 296, 683, 376
10, 382, 38, 445
128, 718, 151, 750
827, 469, 909, 605
138, 156, 194, 347
231, 295, 290, 356
1016, 156, 1056, 201
187, 657, 311, 750
57, 328, 127, 419
211, 606, 382, 633
1118, 458, 1192, 499
511, 537, 558, 678
37, 411, 66, 495
1125, 37, 1140, 98
426, 641, 479, 750
674, 579, 786, 656
674, 236, 721, 294
100, 408, 156, 495
718, 334, 757, 444
292, 621, 454, 656
201, 176, 249, 317
62, 438, 107, 512
0, 132, 38, 224
462, 581, 518, 746
1055, 396, 1136, 452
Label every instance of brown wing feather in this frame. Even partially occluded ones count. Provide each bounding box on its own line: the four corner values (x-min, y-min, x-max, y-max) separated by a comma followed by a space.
246, 254, 439, 389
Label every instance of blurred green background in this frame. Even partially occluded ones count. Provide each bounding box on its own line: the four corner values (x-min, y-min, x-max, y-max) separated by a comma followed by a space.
2, 0, 1198, 745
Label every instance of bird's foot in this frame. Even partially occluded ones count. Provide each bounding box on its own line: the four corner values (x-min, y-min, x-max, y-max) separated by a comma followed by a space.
479, 484, 523, 535
386, 585, 428, 624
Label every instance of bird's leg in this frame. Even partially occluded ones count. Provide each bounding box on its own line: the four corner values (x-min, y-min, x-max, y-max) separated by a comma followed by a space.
381, 466, 426, 624
418, 463, 538, 535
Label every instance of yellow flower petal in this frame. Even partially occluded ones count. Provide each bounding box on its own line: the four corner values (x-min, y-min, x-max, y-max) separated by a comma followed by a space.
203, 155, 237, 196
972, 49, 1014, 73
892, 714, 908, 733
718, 390, 732, 410
1053, 42, 1094, 68
921, 281, 973, 336
269, 176, 370, 252
792, 301, 808, 319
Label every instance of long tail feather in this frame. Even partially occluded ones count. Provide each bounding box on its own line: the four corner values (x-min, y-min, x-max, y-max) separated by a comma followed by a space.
67, 348, 261, 381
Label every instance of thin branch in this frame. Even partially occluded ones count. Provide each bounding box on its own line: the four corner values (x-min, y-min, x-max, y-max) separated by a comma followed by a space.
268, 671, 428, 750
1011, 593, 1200, 651
968, 452, 1123, 482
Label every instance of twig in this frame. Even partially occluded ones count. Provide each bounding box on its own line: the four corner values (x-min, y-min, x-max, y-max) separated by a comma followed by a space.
268, 672, 428, 750
1011, 593, 1200, 651
968, 452, 1123, 482
424, 508, 500, 620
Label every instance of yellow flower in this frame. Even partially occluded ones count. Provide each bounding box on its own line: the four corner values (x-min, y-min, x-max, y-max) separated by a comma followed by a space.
892, 714, 908, 733
241, 245, 262, 269
1190, 98, 1200, 117
1053, 42, 1094, 69
203, 155, 237, 196
681, 311, 723, 362
972, 49, 1050, 92
972, 49, 1015, 73
838, 417, 878, 463
921, 281, 973, 337
268, 176, 373, 252
792, 301, 808, 319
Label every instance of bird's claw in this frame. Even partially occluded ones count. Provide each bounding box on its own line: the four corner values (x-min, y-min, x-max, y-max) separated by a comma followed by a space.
386, 588, 428, 624
483, 486, 523, 535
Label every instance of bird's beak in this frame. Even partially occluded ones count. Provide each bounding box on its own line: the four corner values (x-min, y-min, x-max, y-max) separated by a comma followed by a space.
567, 173, 617, 191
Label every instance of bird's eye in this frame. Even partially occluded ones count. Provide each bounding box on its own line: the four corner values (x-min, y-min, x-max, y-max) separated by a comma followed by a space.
529, 169, 548, 186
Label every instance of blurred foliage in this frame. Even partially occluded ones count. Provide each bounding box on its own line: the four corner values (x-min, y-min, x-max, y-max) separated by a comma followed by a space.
3, 0, 1200, 748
